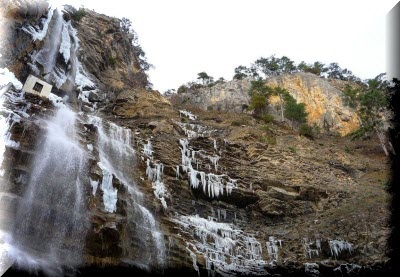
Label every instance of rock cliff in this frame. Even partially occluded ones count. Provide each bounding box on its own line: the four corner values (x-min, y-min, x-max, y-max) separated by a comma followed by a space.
0, 1, 390, 276
170, 73, 360, 136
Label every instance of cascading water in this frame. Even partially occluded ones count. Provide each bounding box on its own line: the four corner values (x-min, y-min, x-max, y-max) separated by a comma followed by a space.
6, 4, 165, 274
88, 116, 165, 270
26, 6, 97, 101
9, 106, 89, 276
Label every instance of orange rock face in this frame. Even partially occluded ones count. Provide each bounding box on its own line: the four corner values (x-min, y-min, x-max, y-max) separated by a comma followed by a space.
266, 72, 360, 136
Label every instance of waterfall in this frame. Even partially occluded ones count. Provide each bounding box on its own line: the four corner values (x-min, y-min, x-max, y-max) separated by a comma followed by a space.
10, 107, 88, 276
26, 6, 96, 98
88, 116, 165, 270
12, 4, 166, 273
29, 9, 67, 88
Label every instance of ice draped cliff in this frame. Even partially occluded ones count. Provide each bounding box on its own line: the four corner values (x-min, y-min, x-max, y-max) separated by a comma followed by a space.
0, 1, 391, 277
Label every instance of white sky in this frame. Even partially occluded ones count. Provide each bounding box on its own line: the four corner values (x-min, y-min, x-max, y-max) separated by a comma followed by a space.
51, 0, 398, 92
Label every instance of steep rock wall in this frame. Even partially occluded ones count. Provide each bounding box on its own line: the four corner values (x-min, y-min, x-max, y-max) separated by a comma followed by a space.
266, 73, 360, 136
0, 1, 390, 276
170, 73, 360, 136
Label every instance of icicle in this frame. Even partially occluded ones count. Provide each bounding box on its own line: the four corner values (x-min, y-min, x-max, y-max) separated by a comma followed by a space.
59, 21, 71, 63
174, 215, 270, 274
329, 239, 353, 258
143, 140, 153, 157
186, 246, 200, 277
90, 178, 99, 196
179, 110, 197, 120
22, 7, 56, 41
98, 162, 118, 213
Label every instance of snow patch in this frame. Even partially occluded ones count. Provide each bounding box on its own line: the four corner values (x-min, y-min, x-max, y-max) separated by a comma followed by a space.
0, 68, 22, 90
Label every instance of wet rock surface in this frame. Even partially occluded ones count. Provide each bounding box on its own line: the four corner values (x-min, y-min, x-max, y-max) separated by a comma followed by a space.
0, 1, 391, 276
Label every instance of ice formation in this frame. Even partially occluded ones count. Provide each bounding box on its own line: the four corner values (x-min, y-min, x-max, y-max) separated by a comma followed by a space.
146, 159, 168, 209
22, 7, 56, 41
333, 263, 362, 275
88, 116, 165, 267
90, 178, 99, 196
23, 7, 97, 103
175, 121, 215, 138
59, 22, 71, 63
143, 140, 153, 157
88, 116, 133, 212
48, 93, 66, 108
98, 161, 118, 213
174, 214, 274, 276
302, 238, 321, 258
0, 68, 23, 90
265, 237, 281, 262
179, 109, 197, 120
304, 262, 320, 276
144, 139, 168, 209
186, 243, 200, 277
1, 88, 26, 176
329, 239, 353, 258
179, 138, 237, 198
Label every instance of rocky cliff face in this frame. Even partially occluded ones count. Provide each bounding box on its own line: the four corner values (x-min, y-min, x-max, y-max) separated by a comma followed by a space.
266, 73, 360, 136
169, 78, 252, 113
0, 1, 148, 105
0, 2, 390, 277
170, 73, 360, 136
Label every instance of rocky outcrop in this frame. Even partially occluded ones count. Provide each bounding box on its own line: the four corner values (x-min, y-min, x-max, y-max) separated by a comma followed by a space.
170, 73, 360, 136
0, 2, 148, 101
0, 0, 48, 73
168, 78, 252, 113
266, 73, 360, 136
72, 7, 148, 92
0, 2, 391, 276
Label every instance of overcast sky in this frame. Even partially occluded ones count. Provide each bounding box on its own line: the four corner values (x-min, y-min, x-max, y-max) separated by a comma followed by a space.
51, 0, 398, 92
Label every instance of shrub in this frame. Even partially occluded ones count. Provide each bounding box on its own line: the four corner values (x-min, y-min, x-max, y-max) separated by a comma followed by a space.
261, 135, 276, 145
260, 125, 272, 133
177, 85, 188, 94
312, 123, 321, 135
288, 146, 296, 153
262, 114, 274, 124
231, 119, 248, 126
284, 94, 308, 126
108, 57, 117, 69
299, 124, 313, 139
71, 8, 87, 22
344, 145, 352, 154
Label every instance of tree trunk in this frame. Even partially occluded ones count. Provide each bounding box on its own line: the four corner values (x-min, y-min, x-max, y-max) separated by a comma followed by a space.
279, 94, 284, 122
375, 127, 390, 156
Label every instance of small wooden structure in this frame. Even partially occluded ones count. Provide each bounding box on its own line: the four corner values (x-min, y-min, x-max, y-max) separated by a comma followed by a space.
22, 74, 52, 98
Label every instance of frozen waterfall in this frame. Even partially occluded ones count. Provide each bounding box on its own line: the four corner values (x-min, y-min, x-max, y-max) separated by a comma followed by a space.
88, 116, 165, 269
